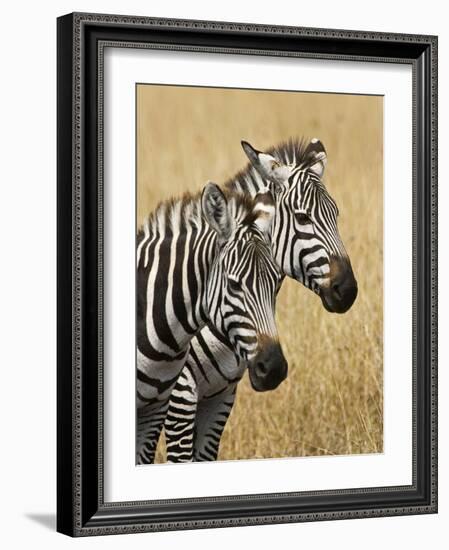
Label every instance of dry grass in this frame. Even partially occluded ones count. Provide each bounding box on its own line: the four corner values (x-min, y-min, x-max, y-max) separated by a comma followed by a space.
137, 84, 383, 461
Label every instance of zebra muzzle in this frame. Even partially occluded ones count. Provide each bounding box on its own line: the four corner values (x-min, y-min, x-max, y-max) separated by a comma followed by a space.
248, 340, 288, 392
320, 256, 358, 314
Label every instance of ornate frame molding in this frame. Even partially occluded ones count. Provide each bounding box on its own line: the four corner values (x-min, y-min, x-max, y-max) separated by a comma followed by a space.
57, 12, 437, 536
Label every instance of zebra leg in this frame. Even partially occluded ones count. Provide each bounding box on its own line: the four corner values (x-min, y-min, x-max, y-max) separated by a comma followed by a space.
136, 349, 189, 464
164, 367, 198, 463
192, 385, 238, 462
136, 401, 171, 464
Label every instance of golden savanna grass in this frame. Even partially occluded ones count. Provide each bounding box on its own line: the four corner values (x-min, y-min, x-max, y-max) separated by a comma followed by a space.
137, 84, 383, 462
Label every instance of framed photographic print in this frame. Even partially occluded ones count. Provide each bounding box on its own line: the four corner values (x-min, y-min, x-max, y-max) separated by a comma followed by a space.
57, 12, 438, 536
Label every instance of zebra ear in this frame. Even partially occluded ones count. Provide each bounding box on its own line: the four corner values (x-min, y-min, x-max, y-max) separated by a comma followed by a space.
252, 191, 276, 235
241, 140, 289, 189
303, 138, 327, 177
201, 182, 234, 242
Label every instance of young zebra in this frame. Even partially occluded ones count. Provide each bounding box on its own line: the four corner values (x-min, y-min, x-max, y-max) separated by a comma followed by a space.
136, 181, 287, 464
165, 138, 358, 462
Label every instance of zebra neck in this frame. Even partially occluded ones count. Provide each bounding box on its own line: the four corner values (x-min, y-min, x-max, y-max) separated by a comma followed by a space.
163, 229, 217, 352
138, 197, 219, 357
230, 167, 268, 198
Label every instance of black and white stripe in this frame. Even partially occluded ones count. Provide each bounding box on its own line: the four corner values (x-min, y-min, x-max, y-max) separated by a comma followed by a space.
165, 138, 358, 462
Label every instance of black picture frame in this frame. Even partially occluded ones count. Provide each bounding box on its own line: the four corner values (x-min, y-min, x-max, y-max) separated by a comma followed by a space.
57, 12, 438, 536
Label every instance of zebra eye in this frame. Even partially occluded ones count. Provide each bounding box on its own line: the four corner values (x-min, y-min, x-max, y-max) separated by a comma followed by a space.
228, 278, 241, 293
295, 212, 311, 225
271, 161, 280, 170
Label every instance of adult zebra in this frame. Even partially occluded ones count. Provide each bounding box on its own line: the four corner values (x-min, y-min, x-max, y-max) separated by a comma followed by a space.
136, 181, 287, 464
165, 138, 358, 462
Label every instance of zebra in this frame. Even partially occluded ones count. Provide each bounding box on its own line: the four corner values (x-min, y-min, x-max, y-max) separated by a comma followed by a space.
136, 180, 287, 464
165, 138, 358, 462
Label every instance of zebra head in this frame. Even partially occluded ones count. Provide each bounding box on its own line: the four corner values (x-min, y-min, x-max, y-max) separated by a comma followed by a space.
202, 182, 288, 392
241, 139, 358, 314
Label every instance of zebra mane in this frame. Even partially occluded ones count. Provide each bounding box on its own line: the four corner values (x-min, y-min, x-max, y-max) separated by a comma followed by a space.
139, 137, 316, 237
224, 137, 314, 193
266, 137, 311, 166
139, 187, 263, 238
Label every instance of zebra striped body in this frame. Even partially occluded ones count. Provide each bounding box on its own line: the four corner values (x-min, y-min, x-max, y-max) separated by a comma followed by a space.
136, 182, 286, 464
165, 138, 358, 462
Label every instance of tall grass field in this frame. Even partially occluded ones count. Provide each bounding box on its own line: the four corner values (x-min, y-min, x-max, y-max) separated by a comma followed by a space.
137, 84, 383, 461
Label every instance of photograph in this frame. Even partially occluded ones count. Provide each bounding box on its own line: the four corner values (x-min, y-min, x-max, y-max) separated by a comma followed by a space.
135, 84, 383, 465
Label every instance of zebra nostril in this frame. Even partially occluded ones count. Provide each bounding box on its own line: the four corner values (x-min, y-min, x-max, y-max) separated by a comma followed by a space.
332, 283, 341, 299
255, 362, 268, 377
